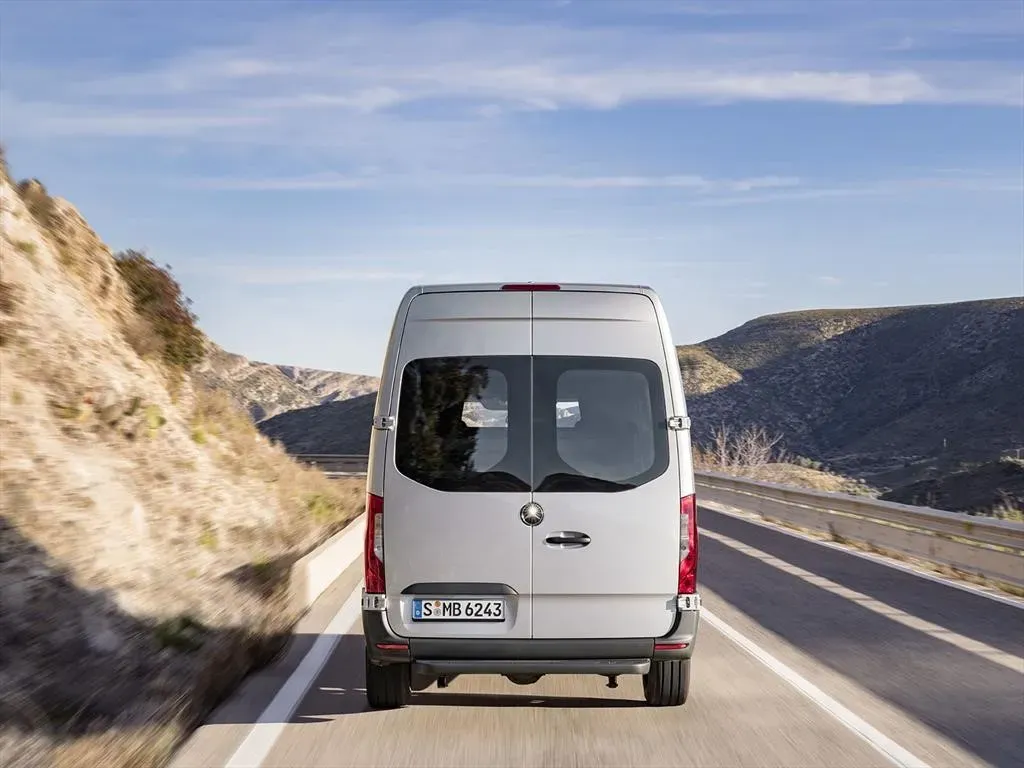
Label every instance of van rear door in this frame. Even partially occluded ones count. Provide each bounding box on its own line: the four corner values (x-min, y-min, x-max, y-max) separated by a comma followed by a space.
530, 290, 681, 639
382, 290, 533, 639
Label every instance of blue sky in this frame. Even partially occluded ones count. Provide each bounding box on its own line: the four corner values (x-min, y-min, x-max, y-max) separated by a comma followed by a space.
2, 0, 1022, 375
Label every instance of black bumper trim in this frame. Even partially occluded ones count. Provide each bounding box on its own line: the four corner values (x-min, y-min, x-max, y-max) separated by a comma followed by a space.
363, 608, 410, 663
409, 637, 654, 660
413, 658, 651, 676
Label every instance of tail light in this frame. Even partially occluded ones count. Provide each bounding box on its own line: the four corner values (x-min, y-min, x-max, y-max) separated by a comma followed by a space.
364, 493, 385, 593
678, 494, 698, 594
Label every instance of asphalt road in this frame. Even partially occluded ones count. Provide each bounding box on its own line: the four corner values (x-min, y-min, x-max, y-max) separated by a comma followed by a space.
172, 506, 1024, 768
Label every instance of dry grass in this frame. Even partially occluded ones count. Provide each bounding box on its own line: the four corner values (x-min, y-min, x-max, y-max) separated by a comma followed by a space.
677, 344, 742, 397
989, 494, 1024, 523
52, 723, 183, 768
694, 424, 877, 497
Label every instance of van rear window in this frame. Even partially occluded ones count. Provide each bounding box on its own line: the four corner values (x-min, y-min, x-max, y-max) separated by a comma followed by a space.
395, 357, 532, 492
394, 356, 669, 493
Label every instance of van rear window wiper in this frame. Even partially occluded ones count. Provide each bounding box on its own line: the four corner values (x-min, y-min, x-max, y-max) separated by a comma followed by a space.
534, 473, 636, 493
434, 471, 531, 492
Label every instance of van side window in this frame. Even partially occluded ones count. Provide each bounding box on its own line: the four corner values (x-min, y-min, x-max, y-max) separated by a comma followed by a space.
534, 357, 669, 493
395, 356, 531, 493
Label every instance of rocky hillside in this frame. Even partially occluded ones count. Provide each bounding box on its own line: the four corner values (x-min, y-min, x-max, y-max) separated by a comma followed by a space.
0, 153, 363, 768
194, 344, 377, 422
681, 299, 1024, 486
277, 365, 379, 406
880, 458, 1024, 517
258, 392, 377, 455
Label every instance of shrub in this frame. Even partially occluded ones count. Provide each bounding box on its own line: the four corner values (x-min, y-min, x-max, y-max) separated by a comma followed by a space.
305, 493, 342, 525
197, 523, 218, 550
0, 280, 16, 315
701, 423, 786, 469
16, 178, 59, 232
144, 404, 166, 435
114, 249, 205, 371
121, 315, 164, 360
154, 615, 206, 652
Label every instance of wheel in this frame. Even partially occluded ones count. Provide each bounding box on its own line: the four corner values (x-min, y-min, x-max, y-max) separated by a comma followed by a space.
365, 648, 411, 709
643, 658, 690, 707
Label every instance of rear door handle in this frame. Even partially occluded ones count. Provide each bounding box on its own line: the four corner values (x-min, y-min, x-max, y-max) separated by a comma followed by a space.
544, 531, 591, 548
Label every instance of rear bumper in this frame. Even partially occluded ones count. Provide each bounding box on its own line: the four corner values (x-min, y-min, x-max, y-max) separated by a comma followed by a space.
362, 590, 701, 672
415, 658, 650, 676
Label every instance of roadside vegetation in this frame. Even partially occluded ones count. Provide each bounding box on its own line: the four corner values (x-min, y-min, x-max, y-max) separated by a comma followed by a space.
0, 151, 366, 767
693, 424, 878, 497
693, 424, 1023, 520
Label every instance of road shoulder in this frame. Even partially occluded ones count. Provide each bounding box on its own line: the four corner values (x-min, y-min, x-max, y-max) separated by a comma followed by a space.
170, 558, 364, 768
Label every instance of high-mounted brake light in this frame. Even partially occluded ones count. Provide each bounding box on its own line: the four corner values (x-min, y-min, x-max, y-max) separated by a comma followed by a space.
678, 494, 698, 594
500, 283, 561, 291
364, 493, 385, 593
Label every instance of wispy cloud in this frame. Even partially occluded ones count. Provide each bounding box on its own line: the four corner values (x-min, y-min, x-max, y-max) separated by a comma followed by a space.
198, 265, 425, 285
3, 6, 1021, 149
181, 170, 1023, 211
692, 174, 1024, 206
188, 171, 802, 192
817, 275, 842, 286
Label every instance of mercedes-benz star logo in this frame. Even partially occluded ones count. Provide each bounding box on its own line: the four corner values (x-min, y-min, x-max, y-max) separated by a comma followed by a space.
520, 502, 544, 527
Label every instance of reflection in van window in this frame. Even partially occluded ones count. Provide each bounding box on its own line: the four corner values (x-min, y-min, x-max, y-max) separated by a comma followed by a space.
534, 357, 669, 493
554, 370, 656, 483
395, 357, 531, 492
555, 401, 581, 428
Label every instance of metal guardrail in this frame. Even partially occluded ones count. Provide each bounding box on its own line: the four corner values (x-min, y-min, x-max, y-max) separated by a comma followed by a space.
296, 454, 369, 475
695, 470, 1024, 589
296, 455, 1024, 588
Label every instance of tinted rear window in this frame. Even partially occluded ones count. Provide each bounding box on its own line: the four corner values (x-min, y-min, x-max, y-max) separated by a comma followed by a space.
394, 356, 669, 493
395, 357, 531, 492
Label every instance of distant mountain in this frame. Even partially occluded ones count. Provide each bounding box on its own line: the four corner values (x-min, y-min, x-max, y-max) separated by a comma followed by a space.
194, 343, 378, 422
257, 297, 1024, 513
258, 392, 377, 454
680, 297, 1024, 483
275, 365, 380, 406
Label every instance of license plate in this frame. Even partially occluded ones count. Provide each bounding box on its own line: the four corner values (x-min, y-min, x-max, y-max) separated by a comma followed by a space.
412, 598, 505, 621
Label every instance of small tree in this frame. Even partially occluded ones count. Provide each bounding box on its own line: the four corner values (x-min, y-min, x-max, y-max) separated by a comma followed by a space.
706, 423, 785, 469
115, 249, 205, 371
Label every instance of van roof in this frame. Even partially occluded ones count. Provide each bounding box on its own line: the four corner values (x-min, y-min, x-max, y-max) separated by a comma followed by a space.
412, 282, 656, 296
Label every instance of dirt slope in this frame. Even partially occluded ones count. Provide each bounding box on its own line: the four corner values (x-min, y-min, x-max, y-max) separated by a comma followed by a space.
0, 156, 363, 767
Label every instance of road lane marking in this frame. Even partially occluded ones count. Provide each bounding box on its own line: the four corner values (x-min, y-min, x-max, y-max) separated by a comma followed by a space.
703, 528, 1024, 674
223, 584, 363, 768
702, 609, 931, 768
701, 501, 1024, 610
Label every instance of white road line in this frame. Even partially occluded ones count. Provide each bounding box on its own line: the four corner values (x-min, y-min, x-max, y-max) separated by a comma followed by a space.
700, 501, 1024, 609
703, 528, 1024, 674
703, 609, 931, 768
223, 584, 364, 768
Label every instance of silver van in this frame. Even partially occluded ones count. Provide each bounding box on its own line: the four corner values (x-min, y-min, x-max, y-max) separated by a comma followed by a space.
361, 283, 700, 708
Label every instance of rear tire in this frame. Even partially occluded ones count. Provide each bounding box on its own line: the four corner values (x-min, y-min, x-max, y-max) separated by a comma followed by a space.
643, 658, 690, 707
365, 649, 411, 709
